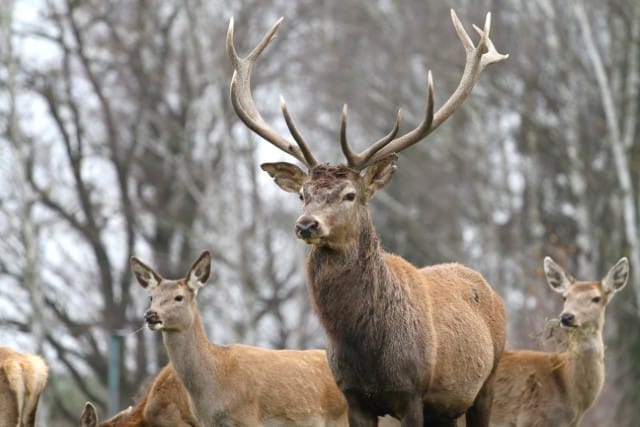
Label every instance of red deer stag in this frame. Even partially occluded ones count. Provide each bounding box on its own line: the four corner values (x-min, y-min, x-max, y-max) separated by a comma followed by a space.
131, 251, 402, 426
489, 257, 629, 427
0, 347, 48, 427
227, 11, 508, 427
80, 363, 201, 427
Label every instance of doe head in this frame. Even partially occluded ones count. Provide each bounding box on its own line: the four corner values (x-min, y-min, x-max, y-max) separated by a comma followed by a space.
544, 256, 629, 332
261, 154, 397, 250
131, 251, 212, 332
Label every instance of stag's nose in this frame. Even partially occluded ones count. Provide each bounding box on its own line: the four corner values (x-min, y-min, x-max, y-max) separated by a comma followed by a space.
560, 312, 575, 327
144, 310, 159, 324
296, 217, 319, 239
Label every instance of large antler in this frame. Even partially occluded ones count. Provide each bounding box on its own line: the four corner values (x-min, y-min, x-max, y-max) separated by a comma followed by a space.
228, 11, 507, 171
342, 10, 508, 169
227, 17, 318, 168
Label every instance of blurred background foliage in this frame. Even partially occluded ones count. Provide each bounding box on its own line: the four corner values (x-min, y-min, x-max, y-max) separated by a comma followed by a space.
0, 0, 638, 424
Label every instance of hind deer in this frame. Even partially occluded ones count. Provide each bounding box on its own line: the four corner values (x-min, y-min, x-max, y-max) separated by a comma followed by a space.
131, 251, 400, 426
0, 347, 48, 427
227, 11, 508, 427
489, 257, 629, 427
80, 363, 200, 427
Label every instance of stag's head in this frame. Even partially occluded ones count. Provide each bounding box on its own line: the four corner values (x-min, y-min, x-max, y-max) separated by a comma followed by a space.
227, 13, 507, 248
261, 157, 397, 249
131, 251, 211, 332
544, 257, 629, 333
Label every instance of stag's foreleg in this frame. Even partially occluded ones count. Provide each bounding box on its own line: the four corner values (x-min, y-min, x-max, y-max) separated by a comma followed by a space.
399, 397, 423, 426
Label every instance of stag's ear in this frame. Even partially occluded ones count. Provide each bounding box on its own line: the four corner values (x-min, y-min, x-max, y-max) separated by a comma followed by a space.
80, 402, 98, 427
544, 257, 573, 294
261, 162, 307, 193
602, 257, 629, 295
186, 251, 211, 292
363, 154, 398, 198
131, 257, 163, 290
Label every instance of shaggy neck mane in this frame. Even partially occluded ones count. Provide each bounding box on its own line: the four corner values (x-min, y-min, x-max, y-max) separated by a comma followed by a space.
307, 208, 413, 342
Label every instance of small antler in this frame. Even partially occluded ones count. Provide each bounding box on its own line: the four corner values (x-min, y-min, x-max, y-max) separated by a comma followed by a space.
342, 10, 508, 169
227, 17, 318, 168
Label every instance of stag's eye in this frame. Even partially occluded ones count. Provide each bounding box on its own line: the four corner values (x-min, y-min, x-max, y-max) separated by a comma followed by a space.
299, 193, 304, 202
592, 296, 601, 303
175, 295, 184, 302
149, 296, 153, 302
562, 296, 567, 302
343, 192, 356, 202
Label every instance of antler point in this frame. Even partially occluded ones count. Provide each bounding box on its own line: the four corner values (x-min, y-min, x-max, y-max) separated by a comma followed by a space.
483, 12, 492, 38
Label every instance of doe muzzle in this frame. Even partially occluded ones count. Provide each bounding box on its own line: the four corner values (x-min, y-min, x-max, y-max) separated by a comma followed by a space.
560, 312, 576, 327
144, 310, 160, 325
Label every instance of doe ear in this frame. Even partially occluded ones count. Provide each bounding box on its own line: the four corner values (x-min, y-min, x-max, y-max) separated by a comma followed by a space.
130, 257, 163, 290
544, 256, 573, 294
602, 257, 629, 295
186, 251, 212, 292
363, 154, 398, 198
80, 401, 98, 427
261, 162, 308, 194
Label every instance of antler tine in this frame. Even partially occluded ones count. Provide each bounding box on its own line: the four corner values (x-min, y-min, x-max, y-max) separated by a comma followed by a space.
355, 10, 507, 168
361, 71, 434, 167
339, 105, 358, 167
427, 10, 508, 132
340, 105, 402, 169
227, 17, 314, 168
354, 110, 403, 169
281, 96, 318, 167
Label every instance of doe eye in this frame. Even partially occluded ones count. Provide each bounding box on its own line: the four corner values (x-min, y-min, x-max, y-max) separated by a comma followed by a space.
592, 296, 601, 303
562, 296, 567, 302
344, 192, 356, 202
298, 193, 304, 201
175, 295, 184, 302
149, 296, 153, 302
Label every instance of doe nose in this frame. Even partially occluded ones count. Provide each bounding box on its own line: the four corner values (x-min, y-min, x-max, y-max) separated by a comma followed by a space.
296, 218, 319, 239
144, 310, 159, 324
560, 312, 575, 326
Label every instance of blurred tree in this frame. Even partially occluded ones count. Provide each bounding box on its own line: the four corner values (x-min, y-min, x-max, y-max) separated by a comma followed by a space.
0, 0, 637, 425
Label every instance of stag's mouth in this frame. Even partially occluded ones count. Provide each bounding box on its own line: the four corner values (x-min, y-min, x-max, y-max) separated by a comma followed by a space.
299, 235, 324, 245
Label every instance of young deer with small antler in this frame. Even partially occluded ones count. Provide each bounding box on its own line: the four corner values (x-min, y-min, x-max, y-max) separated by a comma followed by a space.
0, 347, 48, 427
80, 363, 201, 427
228, 10, 508, 427
489, 257, 629, 427
132, 251, 383, 426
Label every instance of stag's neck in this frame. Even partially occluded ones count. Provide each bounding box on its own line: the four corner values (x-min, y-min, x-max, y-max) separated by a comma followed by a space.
161, 312, 221, 419
307, 217, 408, 339
564, 327, 605, 413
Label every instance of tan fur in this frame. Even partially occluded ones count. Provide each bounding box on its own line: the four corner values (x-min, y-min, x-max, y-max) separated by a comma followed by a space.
488, 257, 629, 427
0, 347, 48, 427
80, 363, 200, 426
131, 252, 401, 427
261, 161, 506, 426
